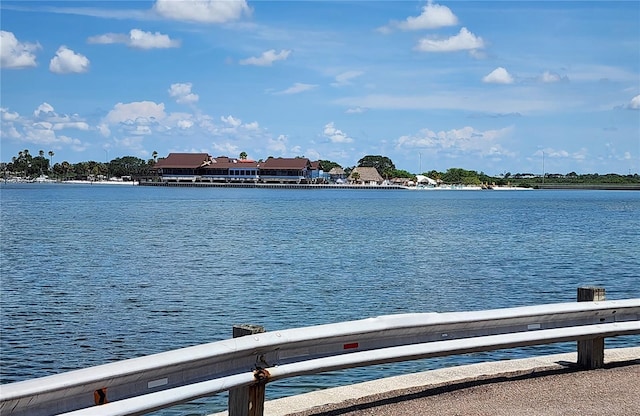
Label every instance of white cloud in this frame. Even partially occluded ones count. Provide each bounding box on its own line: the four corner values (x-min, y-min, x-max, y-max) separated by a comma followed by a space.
87, 33, 129, 45
105, 101, 167, 124
244, 121, 259, 130
221, 115, 242, 127
482, 67, 514, 84
239, 49, 291, 66
212, 141, 239, 155
331, 71, 363, 87
380, 1, 458, 33
395, 125, 514, 158
97, 123, 111, 137
52, 121, 90, 131
535, 147, 588, 163
346, 107, 367, 114
168, 83, 199, 104
0, 31, 40, 69
153, 0, 251, 23
177, 120, 194, 129
49, 46, 90, 74
1, 107, 20, 121
628, 94, 640, 110
415, 27, 484, 53
88, 29, 179, 49
540, 71, 568, 83
275, 83, 317, 95
267, 134, 288, 154
323, 122, 354, 144
129, 29, 179, 49
2, 125, 21, 139
34, 102, 55, 118
131, 125, 152, 135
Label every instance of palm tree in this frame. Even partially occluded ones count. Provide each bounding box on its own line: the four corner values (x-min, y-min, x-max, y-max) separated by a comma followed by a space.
152, 151, 158, 163
239, 151, 247, 160
48, 151, 54, 173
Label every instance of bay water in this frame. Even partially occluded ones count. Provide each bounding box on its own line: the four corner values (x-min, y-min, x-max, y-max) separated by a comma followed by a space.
1, 184, 639, 414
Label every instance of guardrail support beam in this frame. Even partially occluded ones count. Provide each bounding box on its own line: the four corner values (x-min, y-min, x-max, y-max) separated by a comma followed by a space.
229, 324, 266, 416
577, 287, 605, 369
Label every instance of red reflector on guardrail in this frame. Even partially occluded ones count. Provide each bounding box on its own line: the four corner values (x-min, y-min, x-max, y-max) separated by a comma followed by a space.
343, 342, 359, 350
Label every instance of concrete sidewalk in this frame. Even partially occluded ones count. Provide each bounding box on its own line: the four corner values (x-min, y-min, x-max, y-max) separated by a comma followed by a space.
213, 347, 639, 416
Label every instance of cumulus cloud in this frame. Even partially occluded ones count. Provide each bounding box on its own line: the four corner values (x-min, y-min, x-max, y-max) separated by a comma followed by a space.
153, 0, 251, 23
52, 121, 90, 131
105, 101, 167, 124
220, 115, 241, 127
628, 94, 640, 110
395, 125, 514, 158
2, 103, 88, 150
346, 107, 367, 114
168, 83, 199, 104
331, 71, 363, 87
239, 49, 291, 66
482, 67, 514, 84
535, 147, 587, 162
275, 83, 317, 95
49, 46, 90, 74
415, 27, 484, 53
0, 31, 41, 69
323, 122, 354, 144
540, 71, 568, 83
34, 102, 56, 118
267, 134, 288, 154
212, 141, 239, 155
379, 1, 458, 33
97, 123, 111, 137
1, 107, 20, 121
177, 119, 194, 129
88, 29, 179, 49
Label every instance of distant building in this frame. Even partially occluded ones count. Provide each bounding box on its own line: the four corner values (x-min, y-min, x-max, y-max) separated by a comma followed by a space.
258, 157, 311, 183
348, 167, 384, 185
328, 167, 346, 183
151, 153, 318, 184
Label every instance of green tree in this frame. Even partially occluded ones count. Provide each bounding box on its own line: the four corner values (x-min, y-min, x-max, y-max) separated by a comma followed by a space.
60, 161, 74, 179
48, 151, 54, 175
239, 151, 248, 160
390, 169, 413, 178
318, 160, 341, 171
109, 156, 149, 177
441, 168, 481, 185
357, 155, 395, 178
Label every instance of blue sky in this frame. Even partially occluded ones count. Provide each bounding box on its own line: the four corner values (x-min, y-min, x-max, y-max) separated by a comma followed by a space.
1, 1, 639, 175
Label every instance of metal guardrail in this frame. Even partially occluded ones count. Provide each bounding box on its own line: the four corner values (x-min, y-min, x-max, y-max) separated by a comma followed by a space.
1, 297, 639, 416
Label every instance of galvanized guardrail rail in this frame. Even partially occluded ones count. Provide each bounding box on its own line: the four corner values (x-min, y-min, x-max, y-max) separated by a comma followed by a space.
1, 287, 639, 416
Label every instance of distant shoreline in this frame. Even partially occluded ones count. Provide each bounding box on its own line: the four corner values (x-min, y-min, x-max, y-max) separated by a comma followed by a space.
3, 180, 638, 190
535, 184, 640, 191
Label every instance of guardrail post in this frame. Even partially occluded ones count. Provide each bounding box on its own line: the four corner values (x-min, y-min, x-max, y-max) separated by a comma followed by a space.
577, 287, 605, 369
229, 324, 266, 416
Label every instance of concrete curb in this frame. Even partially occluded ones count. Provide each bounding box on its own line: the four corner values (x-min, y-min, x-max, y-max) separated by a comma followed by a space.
210, 347, 640, 416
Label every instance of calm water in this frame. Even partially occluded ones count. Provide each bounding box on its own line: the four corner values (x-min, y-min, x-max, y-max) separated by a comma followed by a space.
1, 184, 639, 414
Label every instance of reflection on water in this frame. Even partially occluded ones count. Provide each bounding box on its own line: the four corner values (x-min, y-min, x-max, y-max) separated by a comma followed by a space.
1, 185, 639, 414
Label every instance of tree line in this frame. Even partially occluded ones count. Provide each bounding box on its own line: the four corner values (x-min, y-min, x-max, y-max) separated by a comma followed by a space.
1, 149, 157, 180
2, 149, 638, 185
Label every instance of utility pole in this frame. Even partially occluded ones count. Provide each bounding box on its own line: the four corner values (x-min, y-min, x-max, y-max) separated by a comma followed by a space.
542, 151, 545, 185
104, 149, 109, 181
